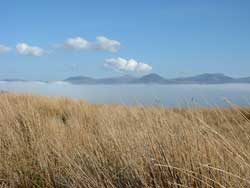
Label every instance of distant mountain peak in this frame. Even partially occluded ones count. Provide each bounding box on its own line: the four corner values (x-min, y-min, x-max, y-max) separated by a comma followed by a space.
64, 75, 97, 84
3, 73, 250, 85
141, 73, 164, 79
145, 73, 160, 76
200, 73, 225, 76
197, 73, 230, 78
52, 73, 250, 85
133, 73, 167, 84
174, 73, 234, 84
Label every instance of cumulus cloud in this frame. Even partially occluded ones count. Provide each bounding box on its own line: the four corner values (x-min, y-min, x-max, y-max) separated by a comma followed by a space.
95, 36, 120, 52
64, 37, 89, 50
0, 44, 11, 54
64, 36, 120, 52
104, 57, 152, 73
16, 43, 46, 56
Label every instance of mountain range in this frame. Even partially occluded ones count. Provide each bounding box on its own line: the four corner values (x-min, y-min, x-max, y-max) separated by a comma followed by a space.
64, 73, 250, 84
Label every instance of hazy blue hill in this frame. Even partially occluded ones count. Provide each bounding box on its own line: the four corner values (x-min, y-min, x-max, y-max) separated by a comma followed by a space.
2, 78, 27, 82
97, 75, 136, 84
63, 73, 250, 84
132, 73, 169, 84
236, 77, 250, 83
64, 76, 97, 84
172, 73, 235, 84
3, 73, 250, 85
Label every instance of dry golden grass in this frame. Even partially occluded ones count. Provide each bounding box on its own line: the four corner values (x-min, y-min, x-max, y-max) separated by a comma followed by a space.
1, 93, 250, 187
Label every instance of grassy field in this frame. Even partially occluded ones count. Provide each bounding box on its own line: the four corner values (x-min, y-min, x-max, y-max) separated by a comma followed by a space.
1, 93, 250, 187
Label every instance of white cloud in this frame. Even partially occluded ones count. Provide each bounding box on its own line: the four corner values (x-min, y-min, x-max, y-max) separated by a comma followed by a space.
64, 36, 120, 52
95, 36, 120, 52
64, 37, 90, 50
0, 44, 11, 54
16, 43, 45, 56
104, 57, 152, 73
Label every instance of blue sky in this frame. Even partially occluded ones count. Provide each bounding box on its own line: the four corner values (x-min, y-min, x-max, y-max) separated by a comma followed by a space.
0, 0, 250, 80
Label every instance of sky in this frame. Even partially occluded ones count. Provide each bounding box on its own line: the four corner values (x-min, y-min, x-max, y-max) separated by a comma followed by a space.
0, 0, 250, 80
